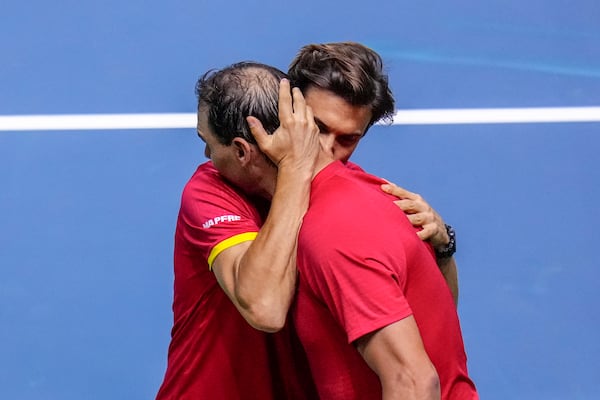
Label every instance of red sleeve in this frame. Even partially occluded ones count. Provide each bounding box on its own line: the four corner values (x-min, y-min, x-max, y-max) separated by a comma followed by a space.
298, 246, 413, 343
177, 163, 262, 268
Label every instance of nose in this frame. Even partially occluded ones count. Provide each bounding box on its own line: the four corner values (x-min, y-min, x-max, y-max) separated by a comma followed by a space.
319, 133, 335, 158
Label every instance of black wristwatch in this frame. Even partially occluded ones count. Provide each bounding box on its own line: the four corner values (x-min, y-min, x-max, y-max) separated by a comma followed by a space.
434, 224, 456, 259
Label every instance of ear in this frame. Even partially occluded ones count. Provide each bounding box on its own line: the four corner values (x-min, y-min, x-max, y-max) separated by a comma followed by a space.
231, 137, 256, 166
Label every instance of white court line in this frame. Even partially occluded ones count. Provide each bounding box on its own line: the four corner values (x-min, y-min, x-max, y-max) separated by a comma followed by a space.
393, 107, 600, 125
0, 107, 599, 131
0, 113, 195, 131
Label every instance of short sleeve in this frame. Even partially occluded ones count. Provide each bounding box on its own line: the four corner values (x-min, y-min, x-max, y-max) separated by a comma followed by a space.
298, 224, 413, 343
177, 165, 262, 268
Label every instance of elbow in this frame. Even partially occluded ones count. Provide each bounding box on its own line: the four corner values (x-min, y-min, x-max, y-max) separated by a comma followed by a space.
411, 362, 440, 398
385, 364, 440, 399
235, 292, 289, 333
422, 368, 441, 398
406, 364, 440, 399
234, 280, 293, 332
243, 305, 288, 333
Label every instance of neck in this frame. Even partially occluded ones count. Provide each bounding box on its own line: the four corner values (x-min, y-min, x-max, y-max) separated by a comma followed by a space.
262, 152, 335, 199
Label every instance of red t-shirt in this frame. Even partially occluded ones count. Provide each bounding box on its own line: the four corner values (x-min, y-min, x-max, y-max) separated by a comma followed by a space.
156, 162, 315, 400
294, 161, 478, 400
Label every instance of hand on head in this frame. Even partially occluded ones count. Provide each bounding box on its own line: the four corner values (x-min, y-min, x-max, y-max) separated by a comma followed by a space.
247, 79, 321, 174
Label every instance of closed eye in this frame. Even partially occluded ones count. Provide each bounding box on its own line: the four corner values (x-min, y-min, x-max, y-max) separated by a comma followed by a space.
315, 120, 328, 134
337, 135, 361, 146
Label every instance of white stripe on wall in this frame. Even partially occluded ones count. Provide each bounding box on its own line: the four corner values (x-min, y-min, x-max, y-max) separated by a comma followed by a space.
1, 107, 599, 131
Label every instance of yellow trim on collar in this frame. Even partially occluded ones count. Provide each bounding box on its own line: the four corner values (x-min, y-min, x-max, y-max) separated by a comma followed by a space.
208, 232, 258, 270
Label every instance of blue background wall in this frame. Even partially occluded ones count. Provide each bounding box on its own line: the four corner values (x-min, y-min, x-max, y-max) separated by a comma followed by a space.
1, 1, 599, 398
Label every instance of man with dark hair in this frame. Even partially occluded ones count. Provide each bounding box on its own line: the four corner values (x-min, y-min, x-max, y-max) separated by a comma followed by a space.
288, 42, 459, 302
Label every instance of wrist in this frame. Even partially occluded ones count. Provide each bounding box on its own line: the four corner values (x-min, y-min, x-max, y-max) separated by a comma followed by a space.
434, 224, 456, 259
277, 164, 313, 185
278, 159, 315, 183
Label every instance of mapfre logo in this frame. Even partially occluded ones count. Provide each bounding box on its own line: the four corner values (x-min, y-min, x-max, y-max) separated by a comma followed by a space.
202, 215, 241, 228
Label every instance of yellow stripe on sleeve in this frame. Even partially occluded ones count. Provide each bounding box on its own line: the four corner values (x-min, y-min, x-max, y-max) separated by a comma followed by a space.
207, 232, 258, 270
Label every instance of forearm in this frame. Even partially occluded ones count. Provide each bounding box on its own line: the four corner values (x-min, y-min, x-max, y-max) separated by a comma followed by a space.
437, 257, 459, 307
235, 165, 312, 331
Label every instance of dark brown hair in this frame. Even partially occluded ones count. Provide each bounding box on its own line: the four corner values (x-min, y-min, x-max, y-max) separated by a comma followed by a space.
288, 42, 395, 129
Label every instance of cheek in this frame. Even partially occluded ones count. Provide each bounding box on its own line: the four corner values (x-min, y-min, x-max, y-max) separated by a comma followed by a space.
211, 155, 225, 171
210, 152, 236, 181
207, 149, 222, 168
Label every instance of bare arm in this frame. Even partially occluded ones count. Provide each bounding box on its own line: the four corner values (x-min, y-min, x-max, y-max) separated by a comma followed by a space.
437, 256, 459, 306
212, 80, 320, 332
381, 183, 459, 306
356, 316, 440, 400
212, 167, 308, 332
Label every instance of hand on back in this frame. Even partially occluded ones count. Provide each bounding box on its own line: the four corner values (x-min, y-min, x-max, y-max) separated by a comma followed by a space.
381, 182, 450, 249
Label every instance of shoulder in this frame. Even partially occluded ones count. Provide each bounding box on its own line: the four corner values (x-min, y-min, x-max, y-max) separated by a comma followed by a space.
309, 162, 390, 217
301, 163, 407, 253
344, 161, 364, 172
184, 162, 235, 199
175, 163, 262, 260
182, 162, 252, 210
314, 162, 386, 193
179, 162, 262, 227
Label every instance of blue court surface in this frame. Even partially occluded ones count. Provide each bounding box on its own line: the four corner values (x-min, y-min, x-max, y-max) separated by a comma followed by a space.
1, 1, 599, 398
